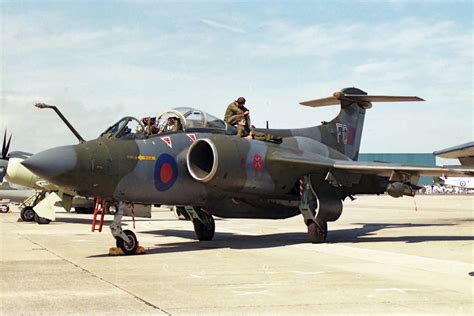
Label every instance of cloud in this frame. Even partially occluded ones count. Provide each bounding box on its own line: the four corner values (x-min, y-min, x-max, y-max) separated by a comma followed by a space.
249, 19, 470, 58
0, 91, 127, 153
200, 18, 245, 33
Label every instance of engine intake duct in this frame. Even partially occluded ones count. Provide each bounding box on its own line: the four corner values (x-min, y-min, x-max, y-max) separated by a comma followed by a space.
187, 139, 218, 183
186, 137, 277, 194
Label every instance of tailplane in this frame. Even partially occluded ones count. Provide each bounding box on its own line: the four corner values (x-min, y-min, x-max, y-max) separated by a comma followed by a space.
300, 87, 424, 160
433, 142, 474, 166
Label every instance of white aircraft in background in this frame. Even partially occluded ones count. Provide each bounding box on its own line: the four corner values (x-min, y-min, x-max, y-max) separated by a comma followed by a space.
434, 141, 474, 191
0, 131, 94, 223
438, 176, 474, 190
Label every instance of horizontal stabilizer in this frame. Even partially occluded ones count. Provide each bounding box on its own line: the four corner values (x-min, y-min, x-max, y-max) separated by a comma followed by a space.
300, 91, 424, 108
433, 142, 474, 159
433, 141, 474, 166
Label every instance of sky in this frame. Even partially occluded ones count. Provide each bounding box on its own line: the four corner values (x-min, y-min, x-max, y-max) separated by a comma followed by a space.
0, 0, 472, 156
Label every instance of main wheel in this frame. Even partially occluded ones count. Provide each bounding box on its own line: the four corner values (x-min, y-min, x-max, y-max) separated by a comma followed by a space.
0, 204, 9, 213
34, 213, 51, 225
75, 207, 95, 214
307, 220, 328, 243
192, 211, 215, 241
20, 207, 35, 222
116, 230, 138, 255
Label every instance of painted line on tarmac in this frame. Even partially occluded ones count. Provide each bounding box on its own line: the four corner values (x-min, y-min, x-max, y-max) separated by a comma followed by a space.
22, 236, 171, 315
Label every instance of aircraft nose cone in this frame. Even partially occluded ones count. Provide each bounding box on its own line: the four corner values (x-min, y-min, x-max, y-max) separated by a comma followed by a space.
22, 145, 77, 181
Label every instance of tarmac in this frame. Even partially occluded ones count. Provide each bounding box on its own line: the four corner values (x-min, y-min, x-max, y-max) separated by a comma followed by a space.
0, 195, 473, 315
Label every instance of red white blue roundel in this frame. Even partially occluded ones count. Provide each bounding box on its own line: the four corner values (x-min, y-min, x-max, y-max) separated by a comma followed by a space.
154, 154, 178, 191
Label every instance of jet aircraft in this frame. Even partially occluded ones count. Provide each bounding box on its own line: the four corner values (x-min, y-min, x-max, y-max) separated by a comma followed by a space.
433, 141, 474, 190
22, 87, 474, 255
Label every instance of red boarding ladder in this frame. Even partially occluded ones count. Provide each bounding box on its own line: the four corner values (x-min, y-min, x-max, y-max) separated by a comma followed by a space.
92, 198, 106, 232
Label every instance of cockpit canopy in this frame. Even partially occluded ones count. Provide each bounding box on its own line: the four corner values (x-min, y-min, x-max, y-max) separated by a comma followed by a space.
101, 116, 146, 139
101, 107, 229, 139
157, 107, 227, 131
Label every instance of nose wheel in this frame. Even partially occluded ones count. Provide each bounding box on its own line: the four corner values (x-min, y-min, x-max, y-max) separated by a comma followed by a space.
108, 201, 144, 255
115, 229, 138, 255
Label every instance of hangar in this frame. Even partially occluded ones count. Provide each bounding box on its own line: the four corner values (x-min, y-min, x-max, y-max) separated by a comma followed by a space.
358, 153, 436, 185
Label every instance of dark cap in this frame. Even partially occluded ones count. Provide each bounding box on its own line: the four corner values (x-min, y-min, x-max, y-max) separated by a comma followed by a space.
236, 97, 246, 105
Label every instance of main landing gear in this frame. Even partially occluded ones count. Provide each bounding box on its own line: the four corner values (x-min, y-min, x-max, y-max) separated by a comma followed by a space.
298, 175, 342, 244
183, 206, 215, 241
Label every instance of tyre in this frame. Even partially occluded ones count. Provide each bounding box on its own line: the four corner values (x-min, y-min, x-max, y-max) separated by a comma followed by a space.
192, 211, 215, 241
34, 213, 51, 225
307, 220, 327, 243
20, 207, 35, 222
75, 207, 95, 214
0, 204, 9, 213
116, 230, 138, 255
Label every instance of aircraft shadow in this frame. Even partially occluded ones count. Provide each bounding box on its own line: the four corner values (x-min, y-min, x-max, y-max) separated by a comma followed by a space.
328, 222, 474, 243
54, 217, 177, 225
87, 221, 473, 258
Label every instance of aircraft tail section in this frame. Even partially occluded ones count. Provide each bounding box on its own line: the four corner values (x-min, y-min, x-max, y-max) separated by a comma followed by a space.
300, 87, 424, 160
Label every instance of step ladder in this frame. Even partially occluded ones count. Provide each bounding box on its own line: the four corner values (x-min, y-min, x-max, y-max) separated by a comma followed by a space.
92, 198, 106, 232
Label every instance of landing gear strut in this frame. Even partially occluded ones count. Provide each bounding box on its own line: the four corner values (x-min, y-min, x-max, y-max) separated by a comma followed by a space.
109, 201, 140, 255
307, 220, 328, 243
184, 206, 215, 241
299, 175, 333, 244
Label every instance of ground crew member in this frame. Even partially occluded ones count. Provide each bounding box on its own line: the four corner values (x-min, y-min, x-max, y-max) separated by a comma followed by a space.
224, 97, 250, 128
225, 97, 282, 144
236, 115, 252, 139
234, 115, 282, 144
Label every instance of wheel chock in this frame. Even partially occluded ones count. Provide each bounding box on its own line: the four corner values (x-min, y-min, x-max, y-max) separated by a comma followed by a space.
108, 245, 146, 256
17, 218, 24, 222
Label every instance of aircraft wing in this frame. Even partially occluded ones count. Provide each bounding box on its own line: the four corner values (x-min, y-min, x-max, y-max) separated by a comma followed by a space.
271, 152, 474, 179
331, 160, 473, 177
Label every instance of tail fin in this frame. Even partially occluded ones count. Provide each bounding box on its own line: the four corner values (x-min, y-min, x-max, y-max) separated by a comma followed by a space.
300, 87, 424, 160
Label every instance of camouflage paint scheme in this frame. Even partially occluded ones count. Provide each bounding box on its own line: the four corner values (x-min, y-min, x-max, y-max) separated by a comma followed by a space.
22, 87, 474, 246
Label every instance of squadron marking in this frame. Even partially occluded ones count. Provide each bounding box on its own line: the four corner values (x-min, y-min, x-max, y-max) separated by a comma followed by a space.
186, 133, 197, 142
154, 154, 178, 192
160, 136, 173, 148
252, 153, 263, 172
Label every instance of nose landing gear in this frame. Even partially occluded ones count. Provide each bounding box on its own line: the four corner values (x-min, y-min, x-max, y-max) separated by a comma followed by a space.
108, 201, 145, 255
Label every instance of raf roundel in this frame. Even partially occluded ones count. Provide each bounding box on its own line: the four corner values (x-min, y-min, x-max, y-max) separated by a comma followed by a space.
154, 154, 178, 191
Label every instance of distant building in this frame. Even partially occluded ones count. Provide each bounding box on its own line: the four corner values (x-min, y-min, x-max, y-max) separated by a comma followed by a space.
358, 153, 436, 186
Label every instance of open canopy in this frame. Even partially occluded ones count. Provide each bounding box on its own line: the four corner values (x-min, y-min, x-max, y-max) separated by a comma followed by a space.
101, 107, 230, 139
